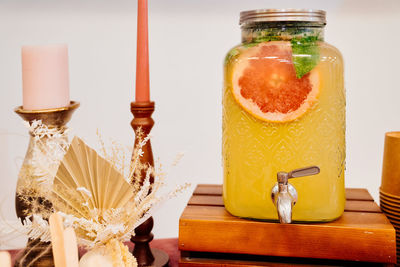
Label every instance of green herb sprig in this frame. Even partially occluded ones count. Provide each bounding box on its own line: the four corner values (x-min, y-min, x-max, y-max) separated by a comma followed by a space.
291, 35, 320, 79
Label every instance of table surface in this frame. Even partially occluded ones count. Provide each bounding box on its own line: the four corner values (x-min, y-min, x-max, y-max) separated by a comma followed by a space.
8, 238, 179, 267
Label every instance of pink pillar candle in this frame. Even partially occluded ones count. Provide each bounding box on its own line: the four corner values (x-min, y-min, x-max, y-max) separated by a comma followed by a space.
135, 0, 150, 102
22, 44, 70, 110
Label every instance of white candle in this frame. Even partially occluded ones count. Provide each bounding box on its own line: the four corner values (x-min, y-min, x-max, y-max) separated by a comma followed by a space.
0, 251, 11, 267
22, 44, 70, 110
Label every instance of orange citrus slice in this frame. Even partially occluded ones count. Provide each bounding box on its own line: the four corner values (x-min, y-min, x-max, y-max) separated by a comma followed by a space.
232, 41, 320, 123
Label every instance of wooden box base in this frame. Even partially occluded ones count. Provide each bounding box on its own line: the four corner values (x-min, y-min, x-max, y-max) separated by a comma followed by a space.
179, 185, 396, 265
180, 251, 394, 266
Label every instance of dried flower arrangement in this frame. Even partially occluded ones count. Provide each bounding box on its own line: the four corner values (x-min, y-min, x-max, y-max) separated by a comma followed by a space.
16, 120, 70, 219
7, 120, 189, 266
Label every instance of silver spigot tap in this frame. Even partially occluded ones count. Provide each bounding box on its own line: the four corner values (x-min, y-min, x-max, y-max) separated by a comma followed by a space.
271, 166, 320, 224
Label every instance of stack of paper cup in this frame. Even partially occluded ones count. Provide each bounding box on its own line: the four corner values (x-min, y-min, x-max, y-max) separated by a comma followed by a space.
380, 132, 400, 261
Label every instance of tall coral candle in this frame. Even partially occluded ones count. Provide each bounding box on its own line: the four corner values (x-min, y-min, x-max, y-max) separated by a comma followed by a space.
22, 44, 70, 110
135, 0, 150, 102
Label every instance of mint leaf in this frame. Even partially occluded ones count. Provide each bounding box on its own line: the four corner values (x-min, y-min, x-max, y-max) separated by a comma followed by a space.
225, 48, 240, 64
291, 36, 320, 79
243, 36, 281, 48
243, 42, 259, 48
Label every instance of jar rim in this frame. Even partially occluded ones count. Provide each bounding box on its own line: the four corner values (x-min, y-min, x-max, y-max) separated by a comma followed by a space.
239, 9, 326, 25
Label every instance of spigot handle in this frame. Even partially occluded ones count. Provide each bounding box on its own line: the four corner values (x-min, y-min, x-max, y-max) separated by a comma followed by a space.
277, 166, 320, 184
288, 166, 320, 179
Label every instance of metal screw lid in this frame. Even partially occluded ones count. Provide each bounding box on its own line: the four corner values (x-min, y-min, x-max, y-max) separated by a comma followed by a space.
239, 9, 326, 25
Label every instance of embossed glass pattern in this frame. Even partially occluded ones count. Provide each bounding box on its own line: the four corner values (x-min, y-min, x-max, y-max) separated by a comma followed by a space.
223, 14, 345, 221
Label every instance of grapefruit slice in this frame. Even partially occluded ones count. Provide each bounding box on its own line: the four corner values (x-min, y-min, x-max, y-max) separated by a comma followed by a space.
232, 41, 320, 123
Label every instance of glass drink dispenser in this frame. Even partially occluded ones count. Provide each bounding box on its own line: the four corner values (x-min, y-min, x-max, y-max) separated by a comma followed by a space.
222, 9, 345, 223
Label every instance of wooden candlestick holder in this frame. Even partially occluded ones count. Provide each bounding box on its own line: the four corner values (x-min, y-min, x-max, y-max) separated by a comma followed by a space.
130, 101, 169, 267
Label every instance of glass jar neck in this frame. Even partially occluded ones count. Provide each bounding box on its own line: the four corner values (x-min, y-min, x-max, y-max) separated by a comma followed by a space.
241, 22, 325, 44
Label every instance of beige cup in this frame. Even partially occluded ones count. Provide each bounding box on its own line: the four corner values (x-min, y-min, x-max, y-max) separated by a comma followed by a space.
381, 132, 400, 196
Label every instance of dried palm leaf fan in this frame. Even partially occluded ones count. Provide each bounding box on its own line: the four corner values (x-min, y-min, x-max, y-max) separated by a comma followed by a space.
51, 137, 139, 265
53, 136, 134, 213
50, 136, 144, 249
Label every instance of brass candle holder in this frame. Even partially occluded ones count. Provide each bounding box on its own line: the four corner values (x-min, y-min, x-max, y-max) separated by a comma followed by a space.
13, 101, 79, 267
130, 101, 169, 267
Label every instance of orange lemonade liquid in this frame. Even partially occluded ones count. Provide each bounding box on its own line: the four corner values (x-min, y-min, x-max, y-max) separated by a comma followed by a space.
223, 35, 345, 221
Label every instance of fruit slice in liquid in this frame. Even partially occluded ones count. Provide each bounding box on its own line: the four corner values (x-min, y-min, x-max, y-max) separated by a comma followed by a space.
232, 41, 320, 123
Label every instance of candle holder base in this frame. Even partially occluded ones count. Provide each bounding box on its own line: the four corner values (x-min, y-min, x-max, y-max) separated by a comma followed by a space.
149, 248, 169, 267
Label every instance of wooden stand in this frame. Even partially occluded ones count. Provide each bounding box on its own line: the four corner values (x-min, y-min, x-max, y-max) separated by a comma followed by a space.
130, 101, 169, 267
179, 184, 397, 266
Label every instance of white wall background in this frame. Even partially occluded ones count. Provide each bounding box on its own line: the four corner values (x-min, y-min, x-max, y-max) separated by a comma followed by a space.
1, 0, 400, 248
